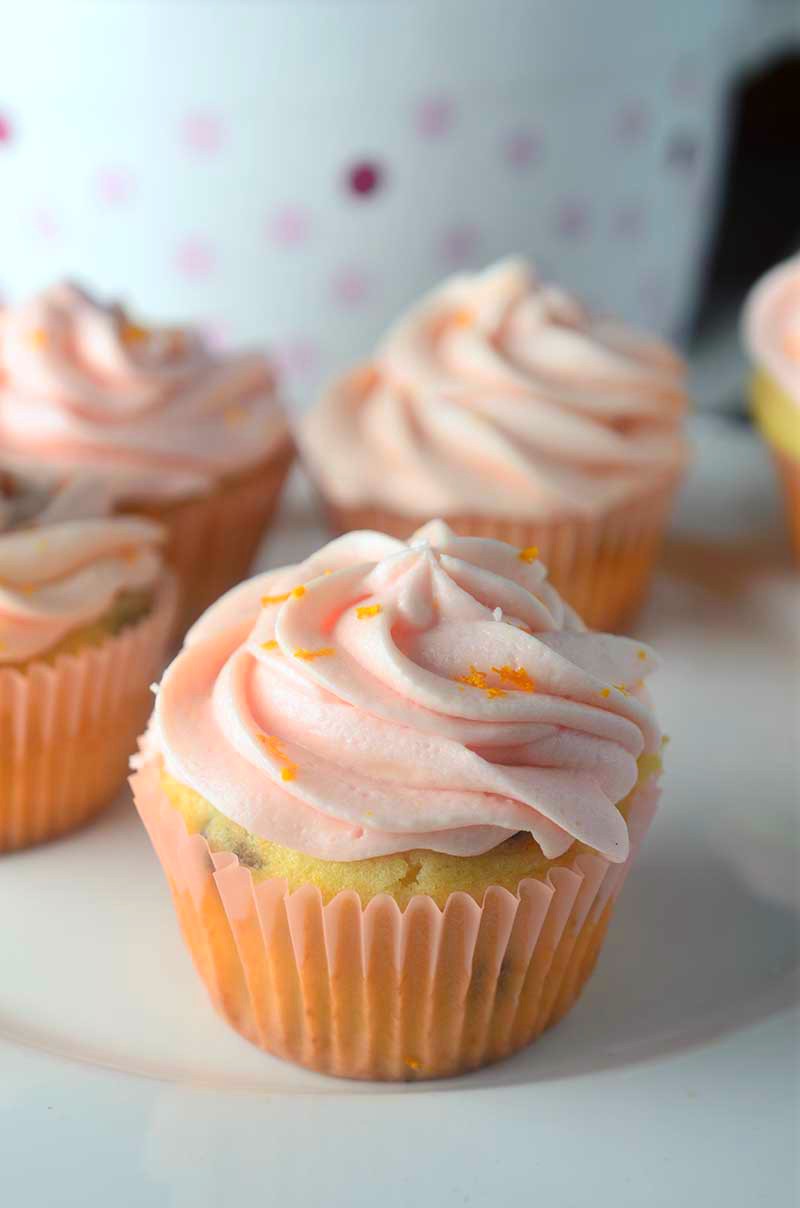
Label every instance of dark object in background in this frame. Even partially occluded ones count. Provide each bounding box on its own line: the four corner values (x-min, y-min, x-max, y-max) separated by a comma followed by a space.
694, 50, 800, 337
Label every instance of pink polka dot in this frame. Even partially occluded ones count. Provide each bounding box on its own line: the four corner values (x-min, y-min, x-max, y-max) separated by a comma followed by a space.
267, 206, 311, 247
331, 266, 371, 307
553, 199, 591, 242
174, 236, 216, 280
346, 160, 383, 198
415, 95, 454, 139
181, 110, 225, 155
615, 100, 650, 146
439, 224, 481, 266
611, 201, 646, 240
639, 270, 669, 323
0, 114, 12, 144
95, 167, 136, 207
671, 57, 702, 102
200, 319, 230, 352
503, 128, 543, 171
31, 208, 60, 243
274, 337, 320, 380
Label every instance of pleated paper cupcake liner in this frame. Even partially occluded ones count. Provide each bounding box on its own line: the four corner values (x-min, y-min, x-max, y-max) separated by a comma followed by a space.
133, 763, 660, 1081
322, 475, 681, 633
0, 575, 177, 853
135, 439, 294, 639
772, 447, 800, 561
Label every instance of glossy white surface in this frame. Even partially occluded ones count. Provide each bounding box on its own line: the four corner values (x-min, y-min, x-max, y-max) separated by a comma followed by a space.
1, 417, 798, 1205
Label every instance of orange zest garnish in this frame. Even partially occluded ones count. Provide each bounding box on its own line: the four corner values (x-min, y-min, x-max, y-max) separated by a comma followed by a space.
518, 545, 539, 564
260, 639, 279, 651
637, 649, 648, 661
223, 404, 247, 426
455, 665, 506, 699
257, 734, 297, 782
293, 646, 334, 661
492, 665, 535, 693
405, 1057, 421, 1071
120, 319, 149, 345
599, 688, 611, 698
260, 584, 306, 606
451, 307, 474, 328
613, 683, 630, 696
29, 327, 48, 349
356, 604, 382, 620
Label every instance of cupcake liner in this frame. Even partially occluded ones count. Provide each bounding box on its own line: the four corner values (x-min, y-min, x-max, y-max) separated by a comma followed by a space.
132, 763, 660, 1081
135, 439, 294, 638
771, 448, 800, 560
323, 475, 681, 633
0, 575, 177, 853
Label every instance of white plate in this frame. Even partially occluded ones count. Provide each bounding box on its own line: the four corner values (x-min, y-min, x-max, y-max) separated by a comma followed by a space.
1, 418, 798, 1207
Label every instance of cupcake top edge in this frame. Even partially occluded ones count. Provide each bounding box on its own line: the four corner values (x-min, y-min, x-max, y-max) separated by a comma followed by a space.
300, 256, 689, 519
148, 520, 663, 867
0, 461, 166, 664
0, 280, 289, 501
743, 253, 800, 406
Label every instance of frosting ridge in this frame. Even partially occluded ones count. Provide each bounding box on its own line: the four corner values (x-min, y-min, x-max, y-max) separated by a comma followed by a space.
151, 521, 662, 863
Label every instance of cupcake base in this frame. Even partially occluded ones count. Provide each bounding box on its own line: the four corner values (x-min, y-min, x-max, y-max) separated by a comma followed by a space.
132, 762, 659, 1081
134, 439, 294, 638
323, 477, 680, 632
772, 448, 800, 561
0, 576, 176, 853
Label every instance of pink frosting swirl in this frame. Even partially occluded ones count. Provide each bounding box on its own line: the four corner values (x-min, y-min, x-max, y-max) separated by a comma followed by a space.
302, 258, 688, 517
0, 282, 288, 499
150, 521, 662, 863
0, 464, 166, 663
743, 253, 800, 403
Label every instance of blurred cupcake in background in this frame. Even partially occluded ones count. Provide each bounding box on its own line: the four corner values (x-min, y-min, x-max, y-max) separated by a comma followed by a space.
301, 259, 689, 632
0, 283, 294, 635
743, 254, 800, 562
0, 463, 176, 852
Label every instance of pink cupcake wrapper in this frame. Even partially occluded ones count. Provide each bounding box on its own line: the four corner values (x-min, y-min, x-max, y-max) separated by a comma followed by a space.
0, 575, 177, 851
133, 762, 660, 1081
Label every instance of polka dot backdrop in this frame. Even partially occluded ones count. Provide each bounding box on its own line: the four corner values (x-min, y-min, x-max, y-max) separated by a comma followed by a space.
0, 0, 781, 409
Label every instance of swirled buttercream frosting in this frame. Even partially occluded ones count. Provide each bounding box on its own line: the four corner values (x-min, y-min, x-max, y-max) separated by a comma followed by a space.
149, 520, 662, 863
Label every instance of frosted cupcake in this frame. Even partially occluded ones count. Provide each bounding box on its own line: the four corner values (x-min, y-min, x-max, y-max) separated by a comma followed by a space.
301, 259, 688, 630
0, 283, 293, 634
743, 254, 800, 561
0, 464, 176, 851
132, 521, 664, 1080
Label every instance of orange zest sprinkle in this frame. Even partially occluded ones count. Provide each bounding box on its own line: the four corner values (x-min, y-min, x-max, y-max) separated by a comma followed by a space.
356, 604, 382, 620
600, 688, 611, 698
492, 664, 536, 693
260, 639, 279, 651
29, 327, 48, 349
293, 646, 335, 661
451, 307, 474, 328
223, 403, 247, 426
323, 569, 333, 575
455, 665, 506, 699
613, 682, 630, 696
120, 319, 149, 345
260, 584, 306, 606
518, 545, 539, 564
257, 733, 298, 782
637, 649, 648, 661
405, 1057, 421, 1071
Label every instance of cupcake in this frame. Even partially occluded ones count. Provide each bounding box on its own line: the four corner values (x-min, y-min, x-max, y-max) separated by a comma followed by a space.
301, 259, 688, 631
0, 282, 293, 635
743, 254, 800, 561
0, 463, 176, 851
132, 520, 664, 1080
